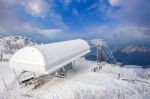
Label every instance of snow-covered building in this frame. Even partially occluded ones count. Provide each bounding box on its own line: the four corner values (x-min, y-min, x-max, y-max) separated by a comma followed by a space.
9, 39, 90, 74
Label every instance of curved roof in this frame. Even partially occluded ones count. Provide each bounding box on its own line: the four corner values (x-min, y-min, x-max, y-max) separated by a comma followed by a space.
9, 39, 90, 74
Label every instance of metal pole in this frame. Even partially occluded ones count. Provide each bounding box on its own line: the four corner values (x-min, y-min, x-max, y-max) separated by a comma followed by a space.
0, 48, 3, 61
96, 45, 99, 65
100, 47, 102, 62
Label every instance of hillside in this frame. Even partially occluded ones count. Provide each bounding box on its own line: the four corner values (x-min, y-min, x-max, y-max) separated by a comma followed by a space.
0, 59, 150, 99
0, 37, 150, 99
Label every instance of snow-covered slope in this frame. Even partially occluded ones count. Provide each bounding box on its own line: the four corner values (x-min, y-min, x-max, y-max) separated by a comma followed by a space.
0, 62, 16, 93
0, 59, 150, 99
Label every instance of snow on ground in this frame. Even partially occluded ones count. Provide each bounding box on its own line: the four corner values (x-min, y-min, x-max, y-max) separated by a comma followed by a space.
0, 62, 15, 93
0, 58, 150, 99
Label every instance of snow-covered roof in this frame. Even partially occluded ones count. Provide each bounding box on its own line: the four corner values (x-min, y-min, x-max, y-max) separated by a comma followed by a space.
9, 39, 90, 74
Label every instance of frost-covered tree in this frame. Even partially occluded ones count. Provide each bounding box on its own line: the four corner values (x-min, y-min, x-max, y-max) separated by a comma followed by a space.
0, 36, 36, 54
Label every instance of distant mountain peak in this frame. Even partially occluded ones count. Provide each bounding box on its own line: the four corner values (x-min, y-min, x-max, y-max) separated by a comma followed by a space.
121, 45, 150, 54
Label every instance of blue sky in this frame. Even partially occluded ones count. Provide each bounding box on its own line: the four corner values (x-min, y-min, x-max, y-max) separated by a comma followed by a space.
0, 0, 150, 45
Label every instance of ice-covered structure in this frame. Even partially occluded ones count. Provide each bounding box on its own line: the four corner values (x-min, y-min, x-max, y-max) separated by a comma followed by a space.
9, 39, 90, 74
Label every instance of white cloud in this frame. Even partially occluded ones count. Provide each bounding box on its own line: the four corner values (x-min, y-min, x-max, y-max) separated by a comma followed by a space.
22, 22, 64, 37
22, 0, 68, 30
107, 0, 150, 27
49, 10, 69, 30
64, 0, 72, 5
22, 0, 50, 17
87, 3, 98, 11
85, 24, 150, 44
0, 0, 68, 38
0, 0, 23, 33
109, 0, 121, 6
72, 8, 78, 17
36, 29, 64, 37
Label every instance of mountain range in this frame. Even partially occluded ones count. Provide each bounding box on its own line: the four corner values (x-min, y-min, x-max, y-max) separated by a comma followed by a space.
113, 45, 150, 67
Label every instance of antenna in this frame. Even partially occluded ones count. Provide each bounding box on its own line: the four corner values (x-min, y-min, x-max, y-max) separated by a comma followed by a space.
91, 39, 106, 72
90, 39, 116, 72
91, 39, 106, 64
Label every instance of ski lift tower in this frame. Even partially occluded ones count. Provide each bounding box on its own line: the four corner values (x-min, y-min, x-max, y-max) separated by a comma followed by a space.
91, 39, 106, 72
